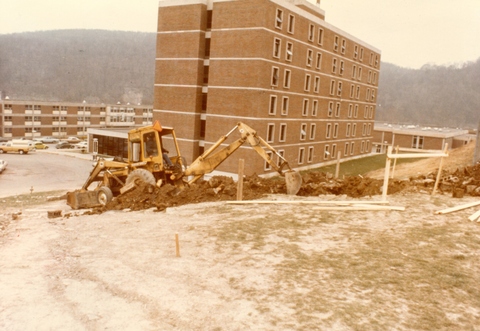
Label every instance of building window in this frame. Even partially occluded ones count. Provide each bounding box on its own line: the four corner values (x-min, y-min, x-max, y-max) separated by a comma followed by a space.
348, 104, 353, 118
375, 55, 379, 67
369, 52, 374, 66
306, 49, 313, 67
369, 106, 374, 118
273, 38, 281, 58
355, 85, 360, 99
287, 14, 295, 34
309, 124, 316, 140
324, 145, 330, 159
332, 58, 337, 73
284, 69, 291, 88
298, 148, 305, 164
265, 151, 273, 170
340, 60, 344, 75
279, 123, 287, 142
337, 81, 342, 97
275, 9, 283, 29
269, 95, 277, 115
361, 140, 365, 153
373, 72, 377, 84
368, 70, 372, 83
371, 89, 376, 102
271, 67, 279, 86
276, 150, 285, 167
312, 100, 318, 116
366, 140, 370, 153
352, 64, 357, 79
328, 102, 334, 117
307, 147, 314, 163
367, 123, 372, 135
304, 74, 311, 91
362, 123, 367, 136
341, 39, 346, 54
329, 80, 336, 95
318, 28, 324, 45
366, 88, 371, 101
308, 23, 315, 41
346, 123, 351, 137
333, 123, 339, 138
267, 124, 275, 143
412, 136, 424, 149
335, 102, 341, 117
331, 144, 337, 159
352, 123, 357, 136
359, 47, 364, 61
315, 52, 322, 69
326, 123, 332, 138
349, 84, 355, 98
350, 142, 355, 155
300, 123, 307, 140
281, 96, 289, 115
286, 42, 293, 61
314, 76, 320, 93
302, 99, 309, 116
358, 67, 362, 81
334, 35, 339, 52
364, 105, 369, 118
354, 104, 359, 118
344, 142, 349, 156
354, 45, 358, 59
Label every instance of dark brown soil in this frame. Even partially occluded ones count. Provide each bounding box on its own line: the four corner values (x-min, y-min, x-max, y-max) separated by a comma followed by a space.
93, 162, 480, 213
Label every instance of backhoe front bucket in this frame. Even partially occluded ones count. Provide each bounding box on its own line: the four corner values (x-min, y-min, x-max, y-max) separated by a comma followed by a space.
285, 170, 302, 195
67, 190, 100, 210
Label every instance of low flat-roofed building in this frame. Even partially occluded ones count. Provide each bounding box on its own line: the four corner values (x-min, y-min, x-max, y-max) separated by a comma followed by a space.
372, 122, 470, 153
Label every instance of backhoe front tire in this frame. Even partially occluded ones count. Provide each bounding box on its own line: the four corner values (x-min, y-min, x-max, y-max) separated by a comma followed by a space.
97, 186, 113, 206
126, 169, 156, 186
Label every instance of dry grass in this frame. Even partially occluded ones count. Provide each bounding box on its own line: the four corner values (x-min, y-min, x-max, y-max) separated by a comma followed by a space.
199, 197, 480, 330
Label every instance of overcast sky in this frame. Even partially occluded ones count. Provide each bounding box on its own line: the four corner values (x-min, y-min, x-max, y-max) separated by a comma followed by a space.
1, 0, 479, 69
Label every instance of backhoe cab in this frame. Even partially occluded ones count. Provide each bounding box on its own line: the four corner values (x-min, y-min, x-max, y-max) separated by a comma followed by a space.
67, 121, 302, 209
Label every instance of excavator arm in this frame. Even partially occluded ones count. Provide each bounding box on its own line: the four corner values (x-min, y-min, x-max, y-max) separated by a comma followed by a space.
183, 122, 302, 194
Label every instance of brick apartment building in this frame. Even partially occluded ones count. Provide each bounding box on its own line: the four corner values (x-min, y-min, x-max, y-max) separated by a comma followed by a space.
0, 100, 153, 155
154, 0, 381, 176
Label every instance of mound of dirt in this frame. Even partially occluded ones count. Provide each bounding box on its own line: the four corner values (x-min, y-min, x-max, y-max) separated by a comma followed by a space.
92, 142, 479, 213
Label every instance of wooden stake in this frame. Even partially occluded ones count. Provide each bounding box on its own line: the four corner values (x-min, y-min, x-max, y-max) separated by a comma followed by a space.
432, 143, 448, 196
391, 146, 399, 179
334, 151, 341, 179
382, 146, 393, 201
175, 233, 180, 257
237, 158, 244, 201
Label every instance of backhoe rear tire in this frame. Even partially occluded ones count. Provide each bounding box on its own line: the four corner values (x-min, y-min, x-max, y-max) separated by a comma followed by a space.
126, 169, 156, 186
97, 186, 113, 206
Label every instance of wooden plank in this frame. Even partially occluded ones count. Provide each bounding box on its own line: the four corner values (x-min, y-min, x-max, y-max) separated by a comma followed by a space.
435, 201, 480, 215
468, 209, 480, 222
227, 200, 390, 205
312, 205, 405, 211
387, 153, 448, 159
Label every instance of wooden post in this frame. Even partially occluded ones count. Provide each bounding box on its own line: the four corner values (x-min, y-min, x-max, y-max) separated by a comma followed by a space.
175, 233, 180, 257
391, 146, 399, 179
334, 151, 341, 179
432, 143, 448, 196
382, 146, 392, 201
237, 158, 244, 201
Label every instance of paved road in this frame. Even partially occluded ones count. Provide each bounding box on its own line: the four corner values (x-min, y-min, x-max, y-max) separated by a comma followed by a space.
0, 150, 93, 198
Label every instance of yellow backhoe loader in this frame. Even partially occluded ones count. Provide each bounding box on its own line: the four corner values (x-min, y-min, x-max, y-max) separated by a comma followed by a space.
67, 121, 302, 209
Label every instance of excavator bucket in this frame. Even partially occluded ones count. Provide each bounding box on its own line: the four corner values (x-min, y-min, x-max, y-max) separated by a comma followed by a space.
67, 190, 100, 210
285, 170, 302, 195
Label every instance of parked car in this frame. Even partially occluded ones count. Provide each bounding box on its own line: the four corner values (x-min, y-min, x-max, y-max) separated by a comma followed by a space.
34, 142, 49, 150
74, 141, 88, 149
0, 160, 7, 173
66, 137, 82, 143
0, 140, 36, 154
36, 136, 60, 144
56, 142, 75, 149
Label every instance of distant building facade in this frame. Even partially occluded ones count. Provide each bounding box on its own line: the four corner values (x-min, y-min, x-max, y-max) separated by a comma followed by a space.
372, 122, 472, 153
154, 0, 381, 176
0, 100, 153, 140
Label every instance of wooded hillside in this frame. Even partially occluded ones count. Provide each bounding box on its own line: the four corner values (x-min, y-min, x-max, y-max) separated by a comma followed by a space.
0, 30, 479, 128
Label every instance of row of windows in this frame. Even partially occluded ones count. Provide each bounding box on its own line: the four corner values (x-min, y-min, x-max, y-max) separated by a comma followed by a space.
265, 121, 373, 144
2, 105, 151, 113
264, 139, 372, 170
274, 8, 379, 67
